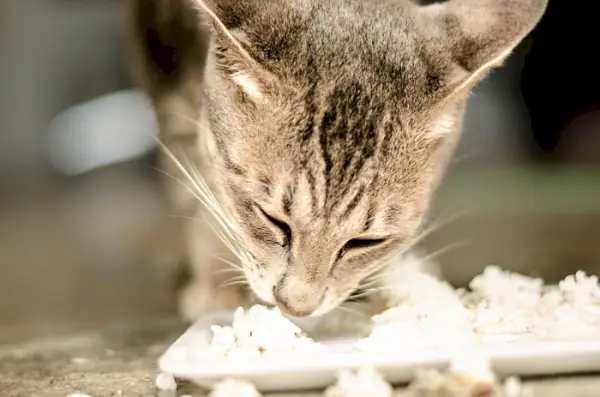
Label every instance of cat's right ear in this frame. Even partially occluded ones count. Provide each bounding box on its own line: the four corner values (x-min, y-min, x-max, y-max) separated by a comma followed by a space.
416, 0, 548, 102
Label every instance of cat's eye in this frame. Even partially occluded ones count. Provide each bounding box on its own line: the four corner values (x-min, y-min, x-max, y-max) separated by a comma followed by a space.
255, 206, 292, 246
338, 237, 389, 259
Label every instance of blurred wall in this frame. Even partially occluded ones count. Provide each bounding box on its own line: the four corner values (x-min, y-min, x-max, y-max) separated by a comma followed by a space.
0, 1, 128, 195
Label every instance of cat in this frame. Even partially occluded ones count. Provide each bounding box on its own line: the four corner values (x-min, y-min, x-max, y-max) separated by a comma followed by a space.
128, 0, 548, 321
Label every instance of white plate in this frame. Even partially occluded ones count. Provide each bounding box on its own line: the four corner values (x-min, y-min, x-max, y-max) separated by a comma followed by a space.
158, 310, 600, 392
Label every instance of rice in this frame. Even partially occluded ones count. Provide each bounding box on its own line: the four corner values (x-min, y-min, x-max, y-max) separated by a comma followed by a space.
201, 305, 323, 359
502, 376, 523, 397
324, 367, 393, 397
205, 362, 518, 397
174, 263, 599, 394
406, 352, 498, 397
365, 264, 600, 348
448, 350, 496, 384
200, 361, 521, 397
357, 263, 476, 352
466, 267, 600, 340
208, 378, 262, 397
155, 372, 177, 391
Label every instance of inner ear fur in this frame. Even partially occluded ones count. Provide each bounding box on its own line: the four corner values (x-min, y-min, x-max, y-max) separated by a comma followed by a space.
417, 0, 549, 98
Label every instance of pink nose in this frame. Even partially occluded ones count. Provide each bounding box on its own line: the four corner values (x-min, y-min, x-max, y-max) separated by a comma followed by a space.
272, 275, 326, 317
274, 294, 313, 317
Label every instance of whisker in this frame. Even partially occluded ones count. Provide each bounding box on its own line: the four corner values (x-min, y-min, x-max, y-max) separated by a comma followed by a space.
179, 154, 241, 241
154, 141, 220, 219
223, 275, 247, 282
358, 239, 469, 298
401, 210, 467, 254
418, 239, 471, 264
154, 139, 253, 264
358, 251, 406, 287
211, 252, 233, 257
213, 256, 244, 271
352, 283, 412, 303
168, 111, 216, 138
218, 274, 247, 286
153, 168, 235, 242
152, 167, 211, 212
179, 153, 255, 262
185, 157, 245, 249
449, 148, 483, 166
336, 304, 367, 318
349, 287, 389, 301
168, 214, 209, 224
220, 279, 251, 289
156, 117, 254, 263
212, 268, 244, 276
209, 223, 248, 263
155, 167, 242, 254
360, 211, 467, 289
171, 209, 248, 264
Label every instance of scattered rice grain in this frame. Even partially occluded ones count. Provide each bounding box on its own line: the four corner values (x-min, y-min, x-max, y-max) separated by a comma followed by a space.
155, 372, 177, 391
208, 378, 262, 397
324, 367, 392, 397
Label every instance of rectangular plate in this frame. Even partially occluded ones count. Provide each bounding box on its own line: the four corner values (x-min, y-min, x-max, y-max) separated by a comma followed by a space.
159, 310, 600, 392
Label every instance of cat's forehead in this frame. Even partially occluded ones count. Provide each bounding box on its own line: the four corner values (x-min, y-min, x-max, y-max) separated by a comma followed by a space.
225, 70, 438, 203
232, 0, 443, 113
244, 0, 418, 72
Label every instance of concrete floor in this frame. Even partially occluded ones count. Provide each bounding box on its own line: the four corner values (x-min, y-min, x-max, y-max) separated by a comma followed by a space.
1, 161, 600, 396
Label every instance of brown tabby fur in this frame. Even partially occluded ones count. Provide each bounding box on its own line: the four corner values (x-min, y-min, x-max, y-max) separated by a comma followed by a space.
127, 0, 548, 319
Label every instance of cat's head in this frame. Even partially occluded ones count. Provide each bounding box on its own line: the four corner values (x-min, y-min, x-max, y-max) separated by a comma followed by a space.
133, 0, 548, 317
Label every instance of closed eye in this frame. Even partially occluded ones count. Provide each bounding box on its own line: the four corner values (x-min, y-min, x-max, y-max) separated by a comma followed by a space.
255, 206, 292, 246
338, 237, 389, 259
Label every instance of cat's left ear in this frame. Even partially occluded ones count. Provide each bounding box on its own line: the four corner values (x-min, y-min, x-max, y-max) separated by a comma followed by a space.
190, 0, 262, 29
189, 0, 264, 59
416, 0, 548, 100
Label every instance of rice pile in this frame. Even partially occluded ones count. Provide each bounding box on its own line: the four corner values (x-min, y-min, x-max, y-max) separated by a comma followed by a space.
358, 266, 477, 352
360, 264, 600, 351
465, 268, 600, 339
198, 305, 323, 359
163, 263, 600, 395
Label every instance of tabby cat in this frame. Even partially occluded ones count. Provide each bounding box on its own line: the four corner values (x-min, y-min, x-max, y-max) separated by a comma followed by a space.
128, 0, 548, 320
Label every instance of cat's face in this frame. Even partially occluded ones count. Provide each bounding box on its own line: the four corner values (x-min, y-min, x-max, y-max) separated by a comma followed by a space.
205, 46, 464, 315
133, 0, 548, 317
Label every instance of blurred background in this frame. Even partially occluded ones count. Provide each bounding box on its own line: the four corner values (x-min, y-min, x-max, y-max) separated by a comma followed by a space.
1, 0, 599, 333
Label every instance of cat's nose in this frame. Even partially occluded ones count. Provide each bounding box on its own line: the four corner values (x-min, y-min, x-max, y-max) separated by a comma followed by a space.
272, 279, 324, 318
273, 294, 312, 317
